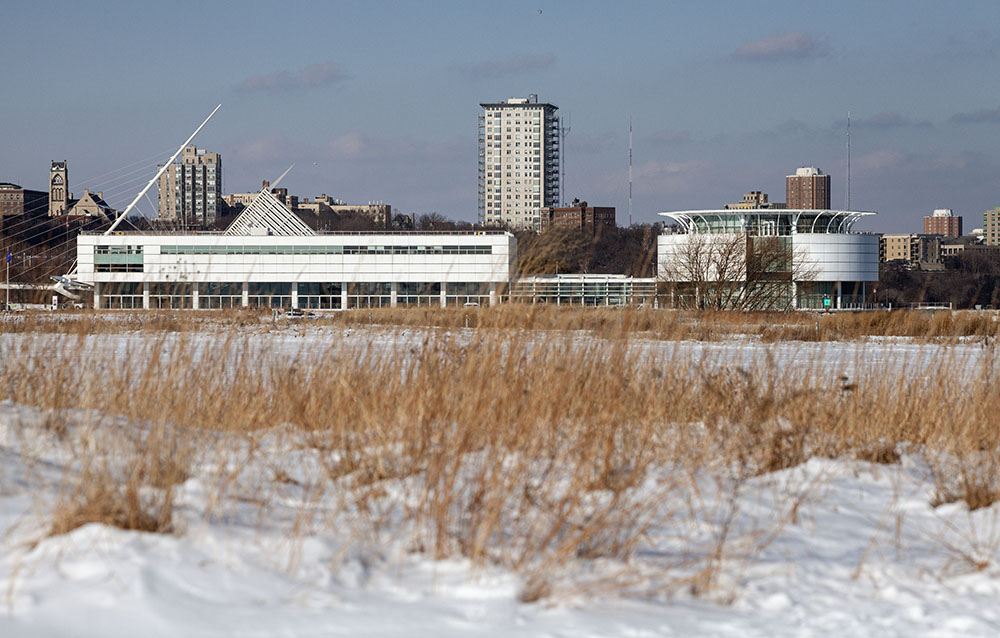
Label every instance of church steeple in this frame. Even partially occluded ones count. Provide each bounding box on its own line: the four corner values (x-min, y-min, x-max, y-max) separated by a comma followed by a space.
49, 160, 68, 215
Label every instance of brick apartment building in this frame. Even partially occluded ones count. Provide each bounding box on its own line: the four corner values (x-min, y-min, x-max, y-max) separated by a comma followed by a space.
984, 208, 1000, 246
879, 233, 942, 270
923, 208, 963, 237
786, 166, 830, 209
539, 199, 615, 233
723, 191, 786, 209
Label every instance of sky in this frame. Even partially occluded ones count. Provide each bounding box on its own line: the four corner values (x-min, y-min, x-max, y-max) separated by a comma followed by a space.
3, 0, 1000, 233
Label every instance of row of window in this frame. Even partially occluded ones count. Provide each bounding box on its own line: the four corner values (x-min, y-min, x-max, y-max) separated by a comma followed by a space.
96, 263, 143, 272
158, 245, 494, 255
485, 130, 542, 136
100, 282, 491, 296
95, 245, 144, 255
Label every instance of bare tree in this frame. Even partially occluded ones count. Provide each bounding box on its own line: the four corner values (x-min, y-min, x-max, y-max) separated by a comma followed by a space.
415, 212, 450, 231
659, 233, 818, 311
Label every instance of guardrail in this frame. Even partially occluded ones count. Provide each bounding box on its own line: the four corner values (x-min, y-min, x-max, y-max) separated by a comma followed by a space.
80, 230, 512, 237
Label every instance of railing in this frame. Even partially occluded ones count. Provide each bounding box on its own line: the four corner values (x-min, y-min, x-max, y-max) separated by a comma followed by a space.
906, 302, 954, 310
82, 229, 512, 237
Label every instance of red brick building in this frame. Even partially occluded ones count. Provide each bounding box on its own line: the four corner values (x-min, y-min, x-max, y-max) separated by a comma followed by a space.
923, 209, 963, 237
0, 182, 49, 216
539, 199, 615, 233
786, 166, 830, 210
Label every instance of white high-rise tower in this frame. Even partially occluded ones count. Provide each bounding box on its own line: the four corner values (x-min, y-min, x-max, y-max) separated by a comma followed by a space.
478, 95, 560, 230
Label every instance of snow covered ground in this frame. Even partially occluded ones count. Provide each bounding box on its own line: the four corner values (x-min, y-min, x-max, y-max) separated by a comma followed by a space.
2, 327, 999, 636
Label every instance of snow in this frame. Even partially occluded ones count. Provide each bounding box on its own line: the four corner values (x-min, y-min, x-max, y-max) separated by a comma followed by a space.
2, 328, 999, 636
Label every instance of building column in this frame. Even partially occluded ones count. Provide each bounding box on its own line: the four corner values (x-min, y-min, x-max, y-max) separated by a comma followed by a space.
241, 282, 249, 308
93, 282, 101, 310
390, 282, 398, 308
489, 282, 497, 307
440, 282, 447, 308
836, 281, 843, 310
192, 283, 199, 310
791, 281, 798, 310
341, 284, 348, 310
142, 281, 150, 310
291, 284, 299, 310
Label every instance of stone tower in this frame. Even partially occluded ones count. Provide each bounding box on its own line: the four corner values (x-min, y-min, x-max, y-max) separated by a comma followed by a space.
49, 160, 69, 216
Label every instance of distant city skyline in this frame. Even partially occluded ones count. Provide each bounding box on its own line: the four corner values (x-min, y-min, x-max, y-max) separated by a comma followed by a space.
3, 1, 1000, 233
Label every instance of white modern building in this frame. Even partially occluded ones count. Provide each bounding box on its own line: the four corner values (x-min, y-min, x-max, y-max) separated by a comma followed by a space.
77, 187, 514, 310
509, 274, 657, 306
658, 209, 879, 310
478, 95, 560, 230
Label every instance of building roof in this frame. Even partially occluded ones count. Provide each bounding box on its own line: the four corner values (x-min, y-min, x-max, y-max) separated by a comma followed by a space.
931, 208, 956, 217
224, 186, 316, 237
789, 166, 825, 177
64, 190, 116, 218
79, 191, 113, 210
480, 102, 558, 109
659, 209, 876, 235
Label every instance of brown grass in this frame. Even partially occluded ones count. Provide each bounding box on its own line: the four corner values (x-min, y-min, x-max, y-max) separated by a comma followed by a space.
3, 309, 1000, 598
46, 420, 191, 536
3, 306, 1000, 343
931, 456, 1000, 512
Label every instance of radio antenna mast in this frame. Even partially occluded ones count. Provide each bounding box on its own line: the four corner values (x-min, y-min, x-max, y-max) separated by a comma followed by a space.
846, 110, 851, 211
559, 112, 571, 205
628, 116, 633, 227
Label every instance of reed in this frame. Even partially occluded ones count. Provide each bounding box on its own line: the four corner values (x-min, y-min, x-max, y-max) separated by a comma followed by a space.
2, 313, 998, 598
3, 306, 1000, 342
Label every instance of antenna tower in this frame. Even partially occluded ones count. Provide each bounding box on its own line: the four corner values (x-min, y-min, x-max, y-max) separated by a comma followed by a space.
846, 111, 851, 211
628, 117, 633, 227
560, 112, 570, 205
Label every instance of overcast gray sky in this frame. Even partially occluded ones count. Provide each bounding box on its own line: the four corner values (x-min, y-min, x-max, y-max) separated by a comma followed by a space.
3, 0, 1000, 232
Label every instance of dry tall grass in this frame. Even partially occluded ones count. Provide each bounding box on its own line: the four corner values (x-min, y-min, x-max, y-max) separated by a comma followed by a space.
2, 315, 999, 598
3, 306, 999, 342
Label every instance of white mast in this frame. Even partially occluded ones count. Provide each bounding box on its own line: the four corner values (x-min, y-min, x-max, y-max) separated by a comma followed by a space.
559, 112, 570, 205
846, 111, 851, 211
105, 104, 221, 234
628, 116, 633, 227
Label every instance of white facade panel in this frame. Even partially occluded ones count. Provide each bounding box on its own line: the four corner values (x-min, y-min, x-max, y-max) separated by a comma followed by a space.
793, 234, 879, 282
657, 233, 878, 284
78, 233, 514, 302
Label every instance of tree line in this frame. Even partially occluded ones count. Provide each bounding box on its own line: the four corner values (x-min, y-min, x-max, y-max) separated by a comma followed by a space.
880, 251, 1000, 308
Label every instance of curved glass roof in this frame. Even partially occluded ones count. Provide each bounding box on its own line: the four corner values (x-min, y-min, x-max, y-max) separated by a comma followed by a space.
658, 209, 876, 235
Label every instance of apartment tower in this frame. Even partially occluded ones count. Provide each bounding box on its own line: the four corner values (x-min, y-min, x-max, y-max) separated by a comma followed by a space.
923, 208, 963, 237
985, 208, 1000, 246
478, 95, 560, 230
157, 145, 222, 228
786, 166, 831, 210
